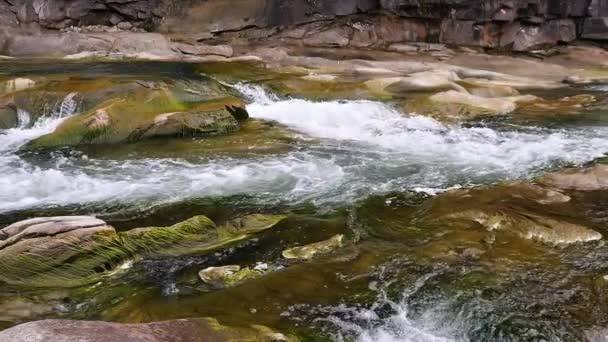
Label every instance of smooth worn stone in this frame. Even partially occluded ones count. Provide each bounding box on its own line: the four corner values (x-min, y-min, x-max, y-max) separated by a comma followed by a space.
429, 90, 537, 114
173, 43, 234, 57
539, 164, 608, 191
0, 318, 294, 342
282, 234, 345, 260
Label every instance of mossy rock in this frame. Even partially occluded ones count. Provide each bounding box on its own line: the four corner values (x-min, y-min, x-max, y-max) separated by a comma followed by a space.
25, 86, 247, 149
0, 214, 287, 288
0, 224, 126, 288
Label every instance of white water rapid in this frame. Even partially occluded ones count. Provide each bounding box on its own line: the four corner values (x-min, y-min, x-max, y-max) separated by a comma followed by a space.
1, 86, 608, 214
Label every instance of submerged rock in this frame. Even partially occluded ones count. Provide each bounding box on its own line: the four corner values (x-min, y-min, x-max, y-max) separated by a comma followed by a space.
282, 234, 345, 260
539, 164, 608, 191
199, 265, 262, 288
0, 318, 294, 342
419, 183, 602, 245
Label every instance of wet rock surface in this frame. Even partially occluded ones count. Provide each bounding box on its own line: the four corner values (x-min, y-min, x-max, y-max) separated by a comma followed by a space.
0, 318, 294, 342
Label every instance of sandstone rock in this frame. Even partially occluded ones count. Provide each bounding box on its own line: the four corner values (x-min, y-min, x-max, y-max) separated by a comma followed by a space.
429, 90, 537, 114
539, 164, 608, 191
469, 86, 520, 98
173, 43, 233, 58
0, 213, 286, 287
282, 234, 345, 260
365, 70, 465, 95
0, 318, 293, 342
0, 216, 121, 287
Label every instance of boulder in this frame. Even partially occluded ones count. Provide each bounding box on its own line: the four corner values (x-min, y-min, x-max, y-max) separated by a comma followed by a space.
26, 85, 247, 149
0, 318, 293, 342
429, 90, 537, 114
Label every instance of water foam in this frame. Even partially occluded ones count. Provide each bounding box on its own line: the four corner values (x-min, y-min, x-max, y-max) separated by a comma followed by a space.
237, 84, 608, 176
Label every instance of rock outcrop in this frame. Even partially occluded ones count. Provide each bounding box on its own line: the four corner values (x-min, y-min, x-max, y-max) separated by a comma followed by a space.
0, 0, 606, 56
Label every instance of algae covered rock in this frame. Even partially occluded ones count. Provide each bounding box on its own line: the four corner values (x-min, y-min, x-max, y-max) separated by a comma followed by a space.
26, 86, 248, 148
0, 216, 124, 287
0, 214, 287, 288
0, 318, 295, 342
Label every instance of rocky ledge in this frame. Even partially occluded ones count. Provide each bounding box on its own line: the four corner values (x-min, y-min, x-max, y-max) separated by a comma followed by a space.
0, 0, 607, 59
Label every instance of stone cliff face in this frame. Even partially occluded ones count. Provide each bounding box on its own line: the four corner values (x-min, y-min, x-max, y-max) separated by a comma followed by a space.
0, 0, 606, 51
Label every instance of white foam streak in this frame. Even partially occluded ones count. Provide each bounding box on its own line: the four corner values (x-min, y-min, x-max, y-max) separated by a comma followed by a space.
237, 84, 608, 176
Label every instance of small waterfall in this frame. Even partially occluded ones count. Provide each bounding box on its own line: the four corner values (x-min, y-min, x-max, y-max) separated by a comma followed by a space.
16, 109, 31, 128
31, 92, 80, 129
56, 92, 79, 118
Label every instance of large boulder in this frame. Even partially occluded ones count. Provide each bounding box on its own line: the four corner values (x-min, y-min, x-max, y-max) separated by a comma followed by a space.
25, 86, 247, 149
0, 318, 294, 342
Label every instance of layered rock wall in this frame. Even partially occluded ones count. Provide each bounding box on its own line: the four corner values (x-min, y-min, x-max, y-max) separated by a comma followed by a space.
0, 0, 606, 51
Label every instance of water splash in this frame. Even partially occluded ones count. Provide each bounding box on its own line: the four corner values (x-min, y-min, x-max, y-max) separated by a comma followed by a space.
236, 84, 608, 175
16, 109, 31, 129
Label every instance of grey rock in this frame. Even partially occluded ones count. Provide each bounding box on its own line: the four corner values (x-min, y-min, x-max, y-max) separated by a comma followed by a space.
582, 17, 608, 40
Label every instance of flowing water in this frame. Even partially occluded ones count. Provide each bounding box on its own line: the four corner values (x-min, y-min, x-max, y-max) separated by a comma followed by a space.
1, 62, 608, 340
